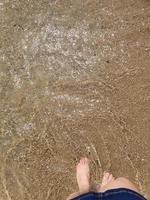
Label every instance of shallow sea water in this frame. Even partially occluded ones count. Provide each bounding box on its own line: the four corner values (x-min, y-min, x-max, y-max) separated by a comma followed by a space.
0, 0, 150, 199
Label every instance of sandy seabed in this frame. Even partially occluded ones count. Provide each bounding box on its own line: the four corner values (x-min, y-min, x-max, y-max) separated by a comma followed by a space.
0, 0, 150, 199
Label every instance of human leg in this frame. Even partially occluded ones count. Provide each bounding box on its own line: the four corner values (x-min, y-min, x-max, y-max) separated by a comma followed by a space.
67, 157, 90, 200
98, 172, 139, 193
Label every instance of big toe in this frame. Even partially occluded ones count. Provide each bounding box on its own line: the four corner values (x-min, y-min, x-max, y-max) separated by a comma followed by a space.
101, 172, 110, 186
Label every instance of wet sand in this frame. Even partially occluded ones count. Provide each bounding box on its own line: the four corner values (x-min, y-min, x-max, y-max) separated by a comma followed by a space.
0, 0, 150, 199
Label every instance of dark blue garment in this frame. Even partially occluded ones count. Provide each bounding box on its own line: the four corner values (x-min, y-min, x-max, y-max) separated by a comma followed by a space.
71, 188, 147, 200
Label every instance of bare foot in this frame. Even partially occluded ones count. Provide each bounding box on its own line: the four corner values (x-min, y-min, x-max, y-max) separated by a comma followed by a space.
101, 171, 115, 188
76, 157, 90, 193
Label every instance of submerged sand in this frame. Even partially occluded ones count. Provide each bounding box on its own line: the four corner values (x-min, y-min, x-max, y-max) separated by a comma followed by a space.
0, 0, 150, 199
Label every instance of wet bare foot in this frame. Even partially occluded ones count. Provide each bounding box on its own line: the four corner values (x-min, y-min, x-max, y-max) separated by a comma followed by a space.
76, 157, 90, 193
101, 171, 115, 188
101, 172, 115, 187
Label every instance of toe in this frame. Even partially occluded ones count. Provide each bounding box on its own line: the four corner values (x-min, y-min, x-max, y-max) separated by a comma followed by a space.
76, 162, 81, 169
80, 158, 84, 164
104, 172, 110, 179
81, 157, 88, 164
108, 174, 113, 182
102, 172, 110, 185
83, 158, 86, 164
111, 175, 115, 181
109, 174, 115, 182
84, 157, 89, 164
